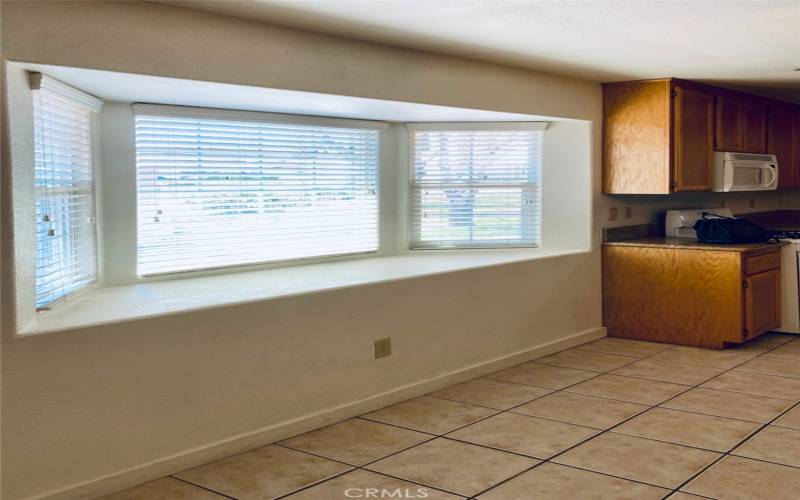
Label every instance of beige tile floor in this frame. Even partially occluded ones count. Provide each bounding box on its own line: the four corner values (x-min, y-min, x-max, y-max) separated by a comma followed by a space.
100, 333, 800, 500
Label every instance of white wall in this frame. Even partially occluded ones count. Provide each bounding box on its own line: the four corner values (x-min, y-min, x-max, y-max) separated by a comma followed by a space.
1, 2, 602, 499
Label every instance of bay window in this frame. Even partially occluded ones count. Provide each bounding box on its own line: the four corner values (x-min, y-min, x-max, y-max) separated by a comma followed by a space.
10, 68, 563, 334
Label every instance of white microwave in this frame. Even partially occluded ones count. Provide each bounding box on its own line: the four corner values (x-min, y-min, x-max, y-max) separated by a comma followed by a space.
712, 152, 778, 192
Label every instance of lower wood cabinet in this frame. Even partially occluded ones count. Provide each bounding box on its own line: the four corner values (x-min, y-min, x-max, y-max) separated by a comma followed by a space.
744, 268, 781, 340
603, 243, 782, 349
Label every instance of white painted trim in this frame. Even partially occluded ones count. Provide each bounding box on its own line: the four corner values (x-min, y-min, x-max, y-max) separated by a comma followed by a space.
25, 326, 606, 500
29, 72, 103, 111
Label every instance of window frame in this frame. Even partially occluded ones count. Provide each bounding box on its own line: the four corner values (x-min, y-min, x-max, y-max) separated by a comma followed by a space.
97, 104, 393, 284
404, 122, 547, 251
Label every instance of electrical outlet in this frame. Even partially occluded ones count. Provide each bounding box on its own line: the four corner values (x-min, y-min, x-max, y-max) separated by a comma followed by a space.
608, 207, 618, 221
374, 338, 392, 359
749, 198, 756, 209
624, 206, 633, 219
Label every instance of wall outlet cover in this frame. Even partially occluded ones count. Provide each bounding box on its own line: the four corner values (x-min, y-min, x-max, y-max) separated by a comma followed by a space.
374, 338, 392, 358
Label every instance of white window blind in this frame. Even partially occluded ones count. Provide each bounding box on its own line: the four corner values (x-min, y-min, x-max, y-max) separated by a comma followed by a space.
31, 73, 102, 309
409, 125, 544, 249
134, 109, 381, 276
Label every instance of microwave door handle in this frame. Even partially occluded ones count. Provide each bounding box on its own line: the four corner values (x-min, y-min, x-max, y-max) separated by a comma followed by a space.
763, 165, 777, 187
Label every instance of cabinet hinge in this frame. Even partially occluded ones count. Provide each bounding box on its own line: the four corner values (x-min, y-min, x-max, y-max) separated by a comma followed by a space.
742, 281, 749, 289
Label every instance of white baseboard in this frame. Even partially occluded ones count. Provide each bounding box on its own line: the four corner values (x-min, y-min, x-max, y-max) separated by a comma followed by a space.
33, 326, 606, 500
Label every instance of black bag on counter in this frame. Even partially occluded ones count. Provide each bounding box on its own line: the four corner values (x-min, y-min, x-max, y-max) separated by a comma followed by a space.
693, 213, 775, 244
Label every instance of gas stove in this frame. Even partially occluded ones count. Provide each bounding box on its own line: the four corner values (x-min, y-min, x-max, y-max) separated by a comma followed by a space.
773, 230, 800, 242
665, 208, 800, 335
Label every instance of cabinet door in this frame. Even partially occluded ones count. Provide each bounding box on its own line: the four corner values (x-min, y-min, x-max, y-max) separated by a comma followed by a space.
715, 95, 743, 151
768, 106, 799, 188
742, 100, 767, 153
794, 111, 800, 188
744, 269, 781, 339
674, 87, 714, 191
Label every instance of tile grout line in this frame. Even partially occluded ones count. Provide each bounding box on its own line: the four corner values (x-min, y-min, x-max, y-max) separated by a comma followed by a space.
665, 343, 800, 496
675, 384, 800, 402
665, 341, 799, 493
270, 468, 367, 500
474, 336, 800, 497
467, 342, 698, 497
669, 398, 800, 496
344, 342, 682, 498
184, 336, 798, 500
170, 475, 238, 499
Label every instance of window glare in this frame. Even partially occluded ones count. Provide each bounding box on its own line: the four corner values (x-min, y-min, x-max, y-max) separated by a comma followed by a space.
135, 114, 380, 275
410, 129, 542, 249
33, 88, 98, 308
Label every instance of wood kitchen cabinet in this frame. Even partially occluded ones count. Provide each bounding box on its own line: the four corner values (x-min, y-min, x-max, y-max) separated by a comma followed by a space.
715, 95, 767, 153
603, 79, 713, 194
715, 95, 745, 152
603, 240, 783, 349
768, 104, 800, 188
603, 77, 798, 194
744, 268, 781, 338
674, 87, 715, 191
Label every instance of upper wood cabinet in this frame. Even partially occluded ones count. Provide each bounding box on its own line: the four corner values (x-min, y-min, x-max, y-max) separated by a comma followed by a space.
716, 95, 767, 153
768, 104, 800, 189
674, 86, 714, 191
715, 95, 744, 152
742, 99, 767, 153
604, 77, 799, 194
603, 79, 712, 194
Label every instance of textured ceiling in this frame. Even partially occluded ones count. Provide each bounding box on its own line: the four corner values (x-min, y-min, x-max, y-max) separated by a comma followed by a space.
156, 0, 800, 103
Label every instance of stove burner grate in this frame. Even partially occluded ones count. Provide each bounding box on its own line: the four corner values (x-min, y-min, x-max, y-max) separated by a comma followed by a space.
773, 230, 800, 240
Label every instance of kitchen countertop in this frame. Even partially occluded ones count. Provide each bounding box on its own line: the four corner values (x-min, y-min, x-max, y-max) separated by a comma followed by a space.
604, 237, 787, 252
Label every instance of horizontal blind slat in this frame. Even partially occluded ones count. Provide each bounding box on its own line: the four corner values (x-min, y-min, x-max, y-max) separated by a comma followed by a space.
135, 113, 380, 276
34, 83, 98, 309
410, 129, 541, 249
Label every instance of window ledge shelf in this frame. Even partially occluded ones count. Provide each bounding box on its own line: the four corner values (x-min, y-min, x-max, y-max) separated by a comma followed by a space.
18, 248, 588, 337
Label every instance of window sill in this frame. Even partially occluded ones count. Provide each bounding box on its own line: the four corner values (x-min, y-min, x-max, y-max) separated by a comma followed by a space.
18, 248, 589, 337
